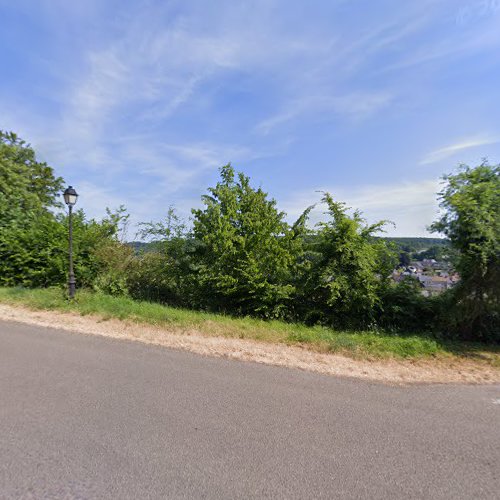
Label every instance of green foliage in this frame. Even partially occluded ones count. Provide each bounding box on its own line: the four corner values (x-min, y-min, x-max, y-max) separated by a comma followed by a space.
191, 164, 306, 318
86, 207, 134, 296
297, 193, 397, 328
0, 287, 461, 360
287, 326, 441, 358
380, 237, 451, 269
0, 130, 132, 291
431, 162, 500, 341
127, 206, 198, 305
0, 131, 64, 213
1, 131, 65, 286
0, 211, 66, 287
399, 250, 411, 267
412, 245, 444, 261
411, 245, 458, 265
379, 277, 437, 332
2, 128, 498, 344
380, 237, 449, 252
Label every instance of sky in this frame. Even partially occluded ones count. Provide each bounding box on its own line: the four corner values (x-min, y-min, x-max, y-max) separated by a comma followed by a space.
1, 0, 500, 237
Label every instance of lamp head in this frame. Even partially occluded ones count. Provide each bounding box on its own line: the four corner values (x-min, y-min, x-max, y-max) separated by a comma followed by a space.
63, 186, 78, 207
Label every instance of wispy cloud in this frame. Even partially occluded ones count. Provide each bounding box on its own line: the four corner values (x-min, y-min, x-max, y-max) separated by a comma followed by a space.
32, 1, 335, 182
255, 92, 392, 134
281, 179, 440, 237
420, 137, 499, 165
2, 0, 500, 236
124, 140, 257, 192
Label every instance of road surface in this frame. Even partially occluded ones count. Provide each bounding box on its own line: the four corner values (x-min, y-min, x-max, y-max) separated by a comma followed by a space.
0, 319, 499, 499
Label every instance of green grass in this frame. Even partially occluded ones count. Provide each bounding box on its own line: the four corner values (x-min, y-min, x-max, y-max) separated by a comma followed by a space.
0, 286, 498, 363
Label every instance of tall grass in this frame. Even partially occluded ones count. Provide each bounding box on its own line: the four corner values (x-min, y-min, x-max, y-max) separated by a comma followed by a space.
0, 286, 497, 362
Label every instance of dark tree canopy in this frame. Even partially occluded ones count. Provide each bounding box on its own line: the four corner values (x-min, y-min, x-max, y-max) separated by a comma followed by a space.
431, 162, 499, 340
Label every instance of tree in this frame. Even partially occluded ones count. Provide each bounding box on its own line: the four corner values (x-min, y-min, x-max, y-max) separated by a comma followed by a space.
399, 250, 411, 267
0, 131, 63, 212
128, 206, 197, 305
378, 277, 435, 332
191, 164, 305, 318
0, 131, 65, 286
73, 206, 133, 293
0, 130, 131, 290
297, 193, 396, 328
431, 162, 499, 341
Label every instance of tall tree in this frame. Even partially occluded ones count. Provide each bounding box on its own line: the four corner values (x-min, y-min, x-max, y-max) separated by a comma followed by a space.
298, 193, 396, 328
0, 131, 63, 212
191, 164, 306, 318
431, 162, 499, 340
0, 131, 65, 286
0, 130, 129, 289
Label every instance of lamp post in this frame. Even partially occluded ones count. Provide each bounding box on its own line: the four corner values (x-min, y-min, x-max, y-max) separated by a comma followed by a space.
63, 186, 78, 299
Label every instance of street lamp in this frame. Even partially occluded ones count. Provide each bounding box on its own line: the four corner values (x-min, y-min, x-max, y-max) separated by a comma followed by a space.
63, 186, 78, 299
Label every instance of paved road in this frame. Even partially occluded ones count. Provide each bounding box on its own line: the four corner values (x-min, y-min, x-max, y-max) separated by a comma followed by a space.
0, 320, 499, 499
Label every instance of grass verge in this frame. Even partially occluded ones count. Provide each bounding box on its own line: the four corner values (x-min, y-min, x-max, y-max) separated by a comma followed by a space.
0, 286, 498, 364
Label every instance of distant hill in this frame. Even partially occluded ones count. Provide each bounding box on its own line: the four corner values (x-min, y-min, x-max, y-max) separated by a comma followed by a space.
127, 241, 152, 253
378, 237, 449, 252
128, 237, 450, 255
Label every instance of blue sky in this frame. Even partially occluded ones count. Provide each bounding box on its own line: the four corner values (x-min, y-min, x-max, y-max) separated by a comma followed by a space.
1, 0, 500, 236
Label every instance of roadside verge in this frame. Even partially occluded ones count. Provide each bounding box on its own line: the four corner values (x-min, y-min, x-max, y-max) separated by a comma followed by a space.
1, 302, 498, 385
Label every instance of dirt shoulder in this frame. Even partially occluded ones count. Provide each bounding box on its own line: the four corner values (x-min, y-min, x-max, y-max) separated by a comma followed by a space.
0, 303, 498, 385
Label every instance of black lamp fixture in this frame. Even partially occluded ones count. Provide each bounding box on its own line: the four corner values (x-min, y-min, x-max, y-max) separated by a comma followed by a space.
63, 186, 78, 299
63, 185, 78, 207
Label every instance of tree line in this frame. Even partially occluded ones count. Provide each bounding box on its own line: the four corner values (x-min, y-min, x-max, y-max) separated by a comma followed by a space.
1, 131, 498, 342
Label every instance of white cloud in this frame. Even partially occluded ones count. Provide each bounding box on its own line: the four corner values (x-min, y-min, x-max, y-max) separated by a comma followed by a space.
26, 0, 339, 188
383, 14, 500, 74
255, 92, 392, 134
122, 140, 256, 193
420, 137, 499, 165
281, 179, 441, 237
4, 0, 500, 239
75, 180, 127, 219
62, 136, 282, 235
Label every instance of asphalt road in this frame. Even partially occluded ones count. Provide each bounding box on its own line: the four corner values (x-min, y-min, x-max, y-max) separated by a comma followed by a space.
0, 320, 499, 499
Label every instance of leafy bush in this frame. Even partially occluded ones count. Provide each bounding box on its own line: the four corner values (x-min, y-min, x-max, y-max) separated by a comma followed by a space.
378, 277, 437, 332
0, 130, 133, 291
3, 130, 498, 344
295, 193, 397, 329
191, 164, 306, 318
